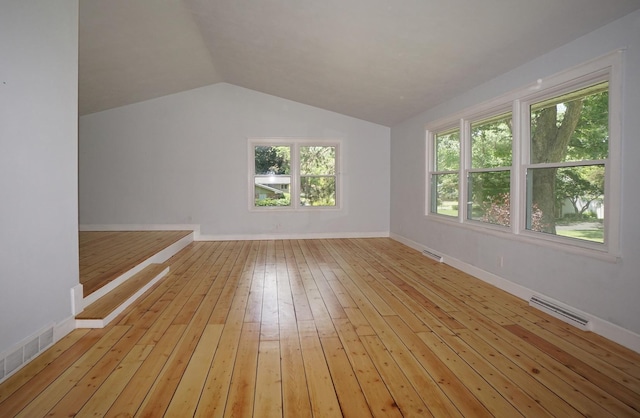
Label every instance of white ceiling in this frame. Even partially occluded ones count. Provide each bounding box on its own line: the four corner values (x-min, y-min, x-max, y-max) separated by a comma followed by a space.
79, 0, 640, 126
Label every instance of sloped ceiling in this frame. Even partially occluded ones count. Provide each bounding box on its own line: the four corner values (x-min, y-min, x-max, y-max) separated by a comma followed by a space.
79, 0, 640, 126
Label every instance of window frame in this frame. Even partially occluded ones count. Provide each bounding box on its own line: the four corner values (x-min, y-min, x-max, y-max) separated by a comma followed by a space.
425, 51, 622, 258
249, 138, 341, 211
465, 108, 514, 228
428, 126, 461, 218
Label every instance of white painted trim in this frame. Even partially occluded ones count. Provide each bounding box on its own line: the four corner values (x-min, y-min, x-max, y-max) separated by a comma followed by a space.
196, 231, 390, 241
390, 232, 640, 354
54, 316, 76, 343
70, 283, 84, 315
248, 138, 343, 212
81, 232, 193, 307
79, 224, 201, 240
76, 266, 170, 329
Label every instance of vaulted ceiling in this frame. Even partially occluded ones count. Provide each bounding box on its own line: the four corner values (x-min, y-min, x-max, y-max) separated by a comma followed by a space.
79, 0, 640, 126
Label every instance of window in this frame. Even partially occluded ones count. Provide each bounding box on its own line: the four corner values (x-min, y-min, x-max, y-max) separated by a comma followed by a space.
254, 145, 292, 207
468, 112, 513, 226
251, 140, 339, 209
430, 128, 460, 217
299, 146, 337, 206
426, 51, 621, 255
525, 83, 608, 243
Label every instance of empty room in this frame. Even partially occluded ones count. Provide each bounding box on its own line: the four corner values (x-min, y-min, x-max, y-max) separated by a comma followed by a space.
1, 0, 640, 416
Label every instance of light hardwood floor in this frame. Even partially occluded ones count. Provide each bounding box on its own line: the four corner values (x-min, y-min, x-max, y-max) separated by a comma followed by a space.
1, 238, 639, 417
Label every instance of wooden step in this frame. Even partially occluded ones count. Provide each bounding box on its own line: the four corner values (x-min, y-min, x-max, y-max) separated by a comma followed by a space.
76, 264, 170, 328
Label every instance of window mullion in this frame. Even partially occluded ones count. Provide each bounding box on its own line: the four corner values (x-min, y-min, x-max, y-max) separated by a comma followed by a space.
512, 98, 524, 235
292, 143, 300, 209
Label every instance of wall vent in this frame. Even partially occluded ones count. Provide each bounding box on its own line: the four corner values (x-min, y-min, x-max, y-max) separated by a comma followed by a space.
0, 324, 55, 384
422, 249, 443, 262
40, 327, 54, 348
5, 348, 23, 376
24, 337, 39, 362
529, 296, 590, 330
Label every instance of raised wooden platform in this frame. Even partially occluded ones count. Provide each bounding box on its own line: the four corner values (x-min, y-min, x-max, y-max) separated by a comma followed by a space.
76, 230, 193, 328
79, 230, 192, 297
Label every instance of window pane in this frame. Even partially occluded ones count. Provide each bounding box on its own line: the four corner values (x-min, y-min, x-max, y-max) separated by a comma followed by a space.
471, 113, 512, 168
300, 146, 335, 175
530, 82, 608, 164
431, 173, 459, 216
254, 175, 291, 207
254, 146, 291, 175
527, 165, 604, 243
468, 171, 511, 226
300, 176, 336, 206
435, 130, 460, 171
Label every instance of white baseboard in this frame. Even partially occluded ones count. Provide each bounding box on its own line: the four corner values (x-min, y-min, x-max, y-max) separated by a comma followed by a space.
77, 225, 389, 242
196, 231, 390, 241
79, 224, 201, 240
390, 233, 640, 354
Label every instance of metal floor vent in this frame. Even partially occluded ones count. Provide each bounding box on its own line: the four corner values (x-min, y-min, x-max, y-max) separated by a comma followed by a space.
0, 325, 54, 384
529, 296, 590, 330
422, 249, 443, 262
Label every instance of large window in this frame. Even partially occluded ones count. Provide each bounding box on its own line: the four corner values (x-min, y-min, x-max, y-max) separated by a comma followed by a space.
426, 52, 621, 255
525, 83, 608, 243
251, 140, 339, 209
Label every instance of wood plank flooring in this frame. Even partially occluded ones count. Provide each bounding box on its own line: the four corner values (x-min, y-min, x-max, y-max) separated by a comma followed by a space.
79, 230, 192, 297
2, 238, 640, 417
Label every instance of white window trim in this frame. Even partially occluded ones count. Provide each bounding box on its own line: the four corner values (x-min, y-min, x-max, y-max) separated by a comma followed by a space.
425, 50, 623, 259
248, 138, 342, 212
426, 125, 461, 217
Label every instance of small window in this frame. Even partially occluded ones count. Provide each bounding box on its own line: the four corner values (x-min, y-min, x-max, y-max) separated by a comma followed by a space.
251, 140, 339, 210
430, 128, 460, 217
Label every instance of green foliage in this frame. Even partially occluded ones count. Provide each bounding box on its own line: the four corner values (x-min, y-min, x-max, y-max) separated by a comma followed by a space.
254, 195, 291, 207
471, 114, 512, 168
555, 165, 604, 216
300, 146, 335, 175
567, 88, 608, 161
255, 146, 290, 175
300, 177, 336, 206
299, 146, 337, 206
432, 173, 459, 203
435, 130, 460, 171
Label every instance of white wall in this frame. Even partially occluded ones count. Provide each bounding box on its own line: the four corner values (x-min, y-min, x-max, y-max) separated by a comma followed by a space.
0, 1, 79, 354
390, 10, 640, 341
79, 83, 390, 238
